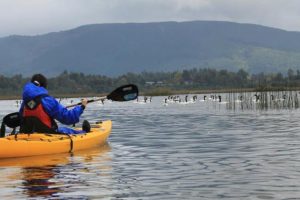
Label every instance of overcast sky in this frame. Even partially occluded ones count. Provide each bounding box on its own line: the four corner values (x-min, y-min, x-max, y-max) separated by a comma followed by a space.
0, 0, 300, 37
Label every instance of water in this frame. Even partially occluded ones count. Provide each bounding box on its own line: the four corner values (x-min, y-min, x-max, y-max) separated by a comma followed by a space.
1, 96, 300, 199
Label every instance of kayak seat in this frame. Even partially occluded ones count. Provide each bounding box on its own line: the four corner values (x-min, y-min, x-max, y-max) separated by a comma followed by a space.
20, 116, 57, 134
0, 112, 21, 138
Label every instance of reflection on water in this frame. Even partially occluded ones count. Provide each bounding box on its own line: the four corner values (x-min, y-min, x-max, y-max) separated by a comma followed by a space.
0, 144, 111, 199
22, 166, 61, 198
1, 95, 300, 199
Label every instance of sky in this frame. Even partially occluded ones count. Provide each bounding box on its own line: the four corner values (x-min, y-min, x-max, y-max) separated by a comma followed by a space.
0, 0, 300, 37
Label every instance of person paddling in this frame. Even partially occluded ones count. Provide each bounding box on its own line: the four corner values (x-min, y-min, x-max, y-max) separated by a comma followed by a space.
19, 74, 90, 134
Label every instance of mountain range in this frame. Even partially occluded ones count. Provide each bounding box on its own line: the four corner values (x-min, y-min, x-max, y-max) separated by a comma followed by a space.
1, 21, 300, 77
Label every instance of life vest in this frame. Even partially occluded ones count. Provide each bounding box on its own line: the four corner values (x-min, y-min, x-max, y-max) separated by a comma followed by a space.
20, 95, 57, 133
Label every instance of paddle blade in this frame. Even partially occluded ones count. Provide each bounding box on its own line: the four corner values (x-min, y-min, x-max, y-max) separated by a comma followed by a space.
107, 84, 139, 101
3, 112, 21, 128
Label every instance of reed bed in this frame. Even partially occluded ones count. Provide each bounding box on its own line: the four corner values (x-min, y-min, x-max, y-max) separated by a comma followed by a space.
224, 90, 300, 110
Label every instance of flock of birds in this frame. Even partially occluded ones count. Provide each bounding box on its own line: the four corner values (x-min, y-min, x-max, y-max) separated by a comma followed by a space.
13, 92, 299, 110
162, 95, 227, 106
135, 93, 300, 108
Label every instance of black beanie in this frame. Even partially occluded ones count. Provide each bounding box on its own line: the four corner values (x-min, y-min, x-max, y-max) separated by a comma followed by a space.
31, 74, 47, 88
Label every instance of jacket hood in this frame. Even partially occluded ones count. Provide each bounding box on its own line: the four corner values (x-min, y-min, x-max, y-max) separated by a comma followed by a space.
22, 82, 48, 101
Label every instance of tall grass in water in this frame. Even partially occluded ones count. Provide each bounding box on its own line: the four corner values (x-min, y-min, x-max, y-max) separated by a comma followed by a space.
226, 90, 300, 110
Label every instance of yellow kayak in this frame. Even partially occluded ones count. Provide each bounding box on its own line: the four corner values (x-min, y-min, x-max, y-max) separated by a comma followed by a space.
0, 120, 112, 159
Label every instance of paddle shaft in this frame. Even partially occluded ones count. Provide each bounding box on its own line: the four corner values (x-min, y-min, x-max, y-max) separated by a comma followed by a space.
66, 96, 106, 108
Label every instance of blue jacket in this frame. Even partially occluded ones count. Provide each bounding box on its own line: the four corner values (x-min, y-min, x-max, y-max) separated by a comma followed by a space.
19, 82, 84, 126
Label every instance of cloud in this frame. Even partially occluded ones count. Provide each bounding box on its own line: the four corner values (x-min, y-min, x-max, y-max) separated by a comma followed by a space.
0, 0, 299, 37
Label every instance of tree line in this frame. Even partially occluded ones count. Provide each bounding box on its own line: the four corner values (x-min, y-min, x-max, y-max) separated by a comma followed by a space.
1, 68, 300, 98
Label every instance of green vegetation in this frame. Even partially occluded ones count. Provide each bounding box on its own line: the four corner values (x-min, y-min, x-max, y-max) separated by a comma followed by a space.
3, 21, 300, 77
1, 68, 300, 99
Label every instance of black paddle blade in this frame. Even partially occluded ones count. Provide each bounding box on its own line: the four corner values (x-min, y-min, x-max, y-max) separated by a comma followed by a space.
107, 84, 139, 101
3, 112, 21, 128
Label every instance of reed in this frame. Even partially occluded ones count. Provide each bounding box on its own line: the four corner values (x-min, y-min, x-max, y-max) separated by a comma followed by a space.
225, 90, 300, 110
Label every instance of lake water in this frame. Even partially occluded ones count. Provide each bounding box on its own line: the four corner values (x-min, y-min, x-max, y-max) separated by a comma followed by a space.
1, 95, 300, 199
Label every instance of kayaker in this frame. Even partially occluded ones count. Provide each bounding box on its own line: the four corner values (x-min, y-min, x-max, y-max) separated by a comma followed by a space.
19, 74, 90, 134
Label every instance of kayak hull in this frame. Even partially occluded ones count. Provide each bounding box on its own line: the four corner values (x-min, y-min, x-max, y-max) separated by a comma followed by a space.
0, 120, 112, 158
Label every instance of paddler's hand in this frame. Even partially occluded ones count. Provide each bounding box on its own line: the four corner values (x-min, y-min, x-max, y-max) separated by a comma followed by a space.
81, 98, 88, 110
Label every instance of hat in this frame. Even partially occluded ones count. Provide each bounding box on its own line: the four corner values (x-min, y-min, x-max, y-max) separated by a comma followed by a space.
31, 74, 47, 88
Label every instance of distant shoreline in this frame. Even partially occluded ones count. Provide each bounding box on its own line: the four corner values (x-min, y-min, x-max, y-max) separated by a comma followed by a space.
2, 87, 300, 100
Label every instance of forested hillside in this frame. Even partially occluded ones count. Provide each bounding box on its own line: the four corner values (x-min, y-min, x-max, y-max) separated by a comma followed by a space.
1, 21, 300, 76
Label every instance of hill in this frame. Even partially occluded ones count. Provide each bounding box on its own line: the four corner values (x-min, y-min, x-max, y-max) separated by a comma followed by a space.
1, 21, 300, 76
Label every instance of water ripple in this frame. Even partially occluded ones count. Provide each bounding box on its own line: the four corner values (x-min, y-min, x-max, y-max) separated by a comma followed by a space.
1, 96, 300, 199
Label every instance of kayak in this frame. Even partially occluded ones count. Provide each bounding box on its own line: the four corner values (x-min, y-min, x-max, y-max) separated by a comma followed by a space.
0, 120, 112, 159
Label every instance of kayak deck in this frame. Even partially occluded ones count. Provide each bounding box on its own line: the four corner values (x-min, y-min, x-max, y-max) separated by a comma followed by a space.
0, 120, 112, 158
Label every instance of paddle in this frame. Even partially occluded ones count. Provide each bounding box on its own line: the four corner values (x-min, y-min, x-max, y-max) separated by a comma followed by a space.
66, 84, 139, 108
